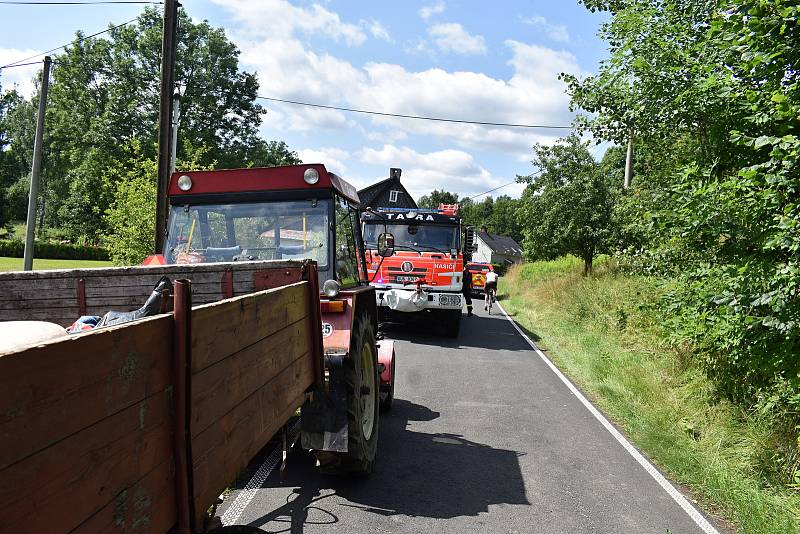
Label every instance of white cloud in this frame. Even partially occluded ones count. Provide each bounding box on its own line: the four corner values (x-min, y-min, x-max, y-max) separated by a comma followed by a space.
364, 19, 392, 42
214, 0, 582, 190
428, 23, 487, 55
419, 1, 445, 21
0, 49, 42, 98
298, 147, 350, 176
520, 15, 570, 43
358, 144, 510, 198
211, 0, 366, 46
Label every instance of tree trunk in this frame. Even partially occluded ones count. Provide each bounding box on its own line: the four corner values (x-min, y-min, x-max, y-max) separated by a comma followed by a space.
583, 254, 593, 276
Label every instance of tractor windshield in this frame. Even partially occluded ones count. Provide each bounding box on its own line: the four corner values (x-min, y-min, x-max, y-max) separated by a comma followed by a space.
363, 222, 459, 253
164, 199, 330, 267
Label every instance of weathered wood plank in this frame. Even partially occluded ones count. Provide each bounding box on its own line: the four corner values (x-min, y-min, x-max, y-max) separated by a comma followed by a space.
72, 458, 176, 534
0, 259, 304, 283
0, 390, 172, 534
0, 315, 173, 471
191, 317, 311, 437
190, 377, 310, 526
190, 281, 309, 373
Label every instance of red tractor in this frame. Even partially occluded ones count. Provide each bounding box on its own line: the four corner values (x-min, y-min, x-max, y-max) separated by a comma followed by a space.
153, 163, 398, 461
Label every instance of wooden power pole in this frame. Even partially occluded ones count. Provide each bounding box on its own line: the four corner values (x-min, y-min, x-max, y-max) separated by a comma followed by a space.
155, 0, 180, 254
23, 56, 52, 271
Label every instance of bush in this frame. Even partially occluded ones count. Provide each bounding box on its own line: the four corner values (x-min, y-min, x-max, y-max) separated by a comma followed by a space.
0, 239, 109, 260
491, 263, 509, 276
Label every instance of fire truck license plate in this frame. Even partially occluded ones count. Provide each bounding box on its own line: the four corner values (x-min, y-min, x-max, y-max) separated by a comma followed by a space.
396, 276, 417, 283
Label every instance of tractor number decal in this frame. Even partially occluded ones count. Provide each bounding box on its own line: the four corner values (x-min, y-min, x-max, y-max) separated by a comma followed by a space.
322, 322, 334, 338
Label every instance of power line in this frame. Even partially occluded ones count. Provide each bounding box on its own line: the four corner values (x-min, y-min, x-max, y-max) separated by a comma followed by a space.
1, 16, 138, 68
256, 95, 574, 130
467, 181, 518, 200
466, 170, 542, 200
0, 1, 160, 4
0, 60, 43, 69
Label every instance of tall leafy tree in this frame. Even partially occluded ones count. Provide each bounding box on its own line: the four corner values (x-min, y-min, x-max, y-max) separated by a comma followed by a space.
565, 0, 800, 438
5, 7, 298, 240
518, 135, 615, 275
417, 189, 459, 208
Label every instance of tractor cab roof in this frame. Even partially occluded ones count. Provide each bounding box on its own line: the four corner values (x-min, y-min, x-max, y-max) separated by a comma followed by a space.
168, 164, 360, 206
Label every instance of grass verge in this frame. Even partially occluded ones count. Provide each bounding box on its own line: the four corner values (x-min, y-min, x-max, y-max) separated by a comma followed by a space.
0, 257, 113, 271
500, 257, 800, 534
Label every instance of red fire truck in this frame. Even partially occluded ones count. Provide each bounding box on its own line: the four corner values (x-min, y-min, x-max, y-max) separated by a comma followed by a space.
362, 204, 474, 338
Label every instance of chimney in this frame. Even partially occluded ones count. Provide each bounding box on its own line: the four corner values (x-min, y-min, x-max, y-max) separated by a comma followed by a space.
390, 168, 402, 179
481, 226, 488, 234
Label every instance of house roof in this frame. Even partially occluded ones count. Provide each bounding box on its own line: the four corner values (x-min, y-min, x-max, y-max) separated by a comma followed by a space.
477, 231, 523, 256
357, 176, 418, 209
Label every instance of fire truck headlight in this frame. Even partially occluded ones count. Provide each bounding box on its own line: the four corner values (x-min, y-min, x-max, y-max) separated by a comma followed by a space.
323, 279, 341, 298
304, 168, 320, 184
177, 175, 193, 191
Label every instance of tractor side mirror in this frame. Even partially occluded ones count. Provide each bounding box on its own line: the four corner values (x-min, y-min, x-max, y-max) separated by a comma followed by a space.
378, 233, 395, 257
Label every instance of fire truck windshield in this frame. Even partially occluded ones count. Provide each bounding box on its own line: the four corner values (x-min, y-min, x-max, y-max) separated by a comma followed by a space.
363, 222, 458, 253
165, 200, 330, 267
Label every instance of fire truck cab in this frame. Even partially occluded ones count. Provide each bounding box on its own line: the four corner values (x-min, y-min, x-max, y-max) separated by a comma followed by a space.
362, 204, 469, 338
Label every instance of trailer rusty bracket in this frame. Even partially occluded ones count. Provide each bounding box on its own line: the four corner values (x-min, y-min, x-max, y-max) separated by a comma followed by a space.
76, 278, 86, 316
220, 267, 233, 299
173, 279, 196, 534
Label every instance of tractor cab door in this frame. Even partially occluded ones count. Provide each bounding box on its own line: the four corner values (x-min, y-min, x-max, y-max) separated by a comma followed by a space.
334, 195, 369, 288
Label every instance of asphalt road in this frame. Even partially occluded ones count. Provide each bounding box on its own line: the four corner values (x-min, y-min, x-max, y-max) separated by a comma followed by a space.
216, 303, 723, 534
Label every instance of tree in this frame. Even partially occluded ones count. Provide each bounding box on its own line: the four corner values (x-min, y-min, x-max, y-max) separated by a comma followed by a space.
488, 195, 521, 244
0, 88, 32, 227
3, 7, 298, 241
517, 135, 615, 275
417, 189, 459, 209
103, 140, 213, 264
564, 0, 800, 439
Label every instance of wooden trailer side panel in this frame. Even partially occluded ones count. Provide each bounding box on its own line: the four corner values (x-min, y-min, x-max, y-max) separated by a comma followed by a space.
0, 266, 319, 533
0, 315, 177, 534
188, 281, 318, 527
0, 261, 306, 326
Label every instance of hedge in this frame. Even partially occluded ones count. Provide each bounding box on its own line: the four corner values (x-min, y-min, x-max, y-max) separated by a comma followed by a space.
0, 239, 110, 261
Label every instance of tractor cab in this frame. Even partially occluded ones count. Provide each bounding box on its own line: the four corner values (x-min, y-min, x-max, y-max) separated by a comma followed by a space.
159, 164, 386, 289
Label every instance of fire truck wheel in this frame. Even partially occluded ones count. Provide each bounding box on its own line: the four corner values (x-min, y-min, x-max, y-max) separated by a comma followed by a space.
443, 309, 461, 338
320, 312, 380, 475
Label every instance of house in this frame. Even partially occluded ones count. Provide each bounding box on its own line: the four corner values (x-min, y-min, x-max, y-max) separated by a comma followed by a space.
472, 229, 524, 265
357, 168, 418, 209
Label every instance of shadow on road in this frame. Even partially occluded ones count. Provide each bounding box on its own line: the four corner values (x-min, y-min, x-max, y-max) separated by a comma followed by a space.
381, 311, 534, 352
241, 399, 529, 532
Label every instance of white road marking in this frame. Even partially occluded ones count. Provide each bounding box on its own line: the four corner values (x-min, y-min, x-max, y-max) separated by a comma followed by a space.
220, 446, 283, 526
496, 301, 720, 534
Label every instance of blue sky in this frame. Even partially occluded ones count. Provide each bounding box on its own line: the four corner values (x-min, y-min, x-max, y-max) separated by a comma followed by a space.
0, 1, 610, 200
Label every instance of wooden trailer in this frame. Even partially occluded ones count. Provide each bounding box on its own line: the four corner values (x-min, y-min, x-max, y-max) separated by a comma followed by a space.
0, 260, 325, 533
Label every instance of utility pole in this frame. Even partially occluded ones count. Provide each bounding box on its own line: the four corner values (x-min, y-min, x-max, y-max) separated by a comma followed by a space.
170, 91, 181, 174
23, 56, 52, 271
155, 0, 180, 254
623, 129, 634, 189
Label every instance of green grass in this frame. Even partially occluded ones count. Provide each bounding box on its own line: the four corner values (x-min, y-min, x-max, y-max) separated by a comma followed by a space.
0, 257, 113, 271
500, 258, 800, 534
